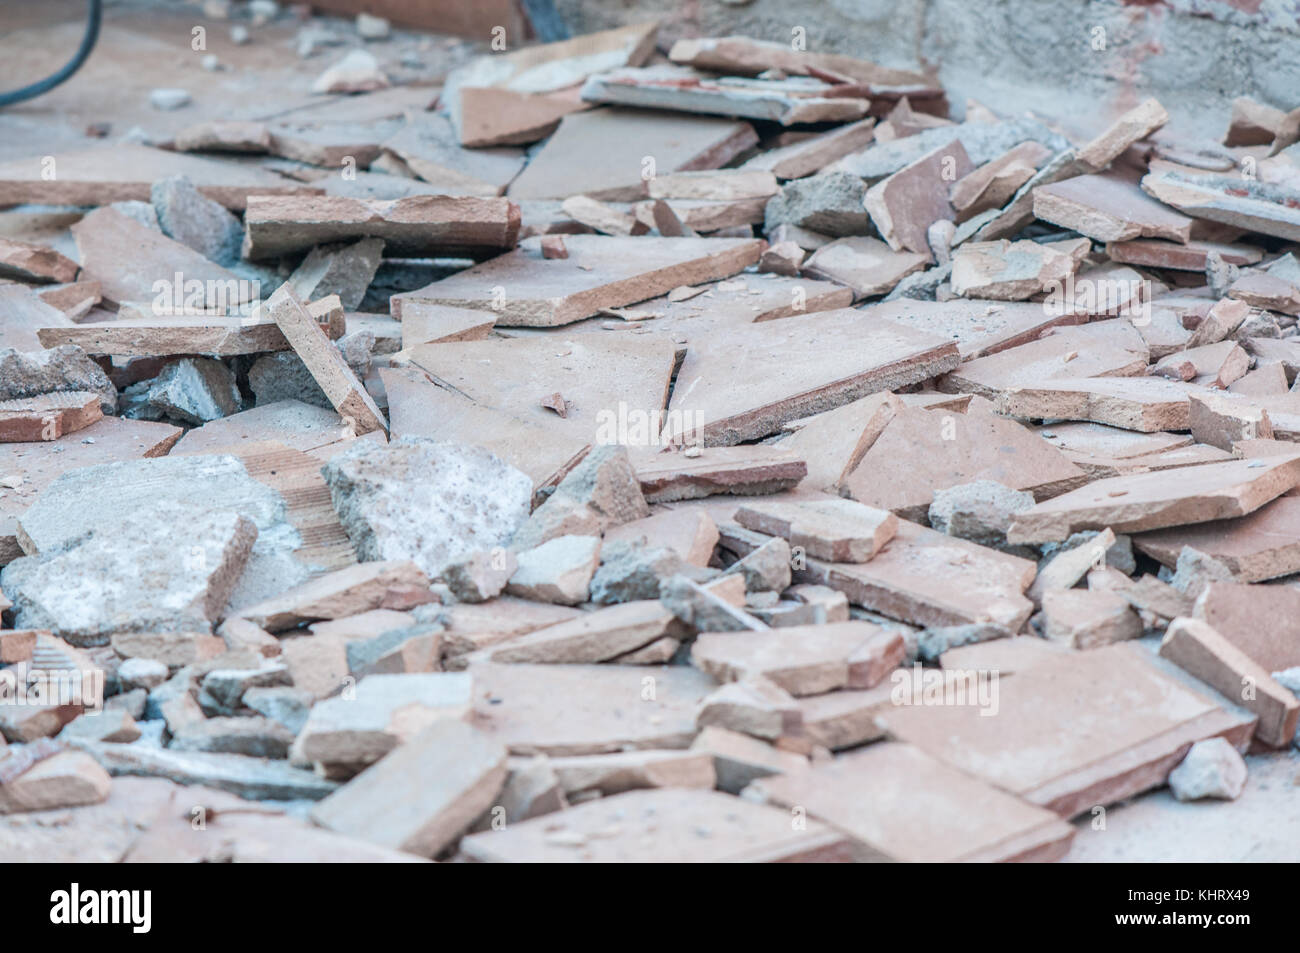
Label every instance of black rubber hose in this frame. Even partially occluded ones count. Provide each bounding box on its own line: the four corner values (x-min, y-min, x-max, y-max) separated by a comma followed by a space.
0, 0, 103, 108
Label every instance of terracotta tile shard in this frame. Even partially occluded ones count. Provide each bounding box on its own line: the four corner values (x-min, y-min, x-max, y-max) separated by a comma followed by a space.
0, 393, 101, 444
1075, 99, 1169, 172
71, 207, 251, 309
995, 377, 1196, 433
0, 238, 78, 284
243, 195, 520, 260
1189, 392, 1273, 450
561, 195, 648, 235
1142, 170, 1300, 242
310, 719, 507, 858
1224, 97, 1286, 147
266, 286, 388, 435
1159, 617, 1298, 748
460, 788, 853, 862
581, 65, 871, 126
1132, 497, 1300, 582
634, 446, 806, 502
951, 237, 1090, 301
864, 140, 973, 255
443, 22, 659, 147
840, 407, 1085, 521
1039, 588, 1142, 649
380, 367, 588, 496
394, 235, 761, 327
879, 642, 1254, 818
1187, 298, 1250, 348
0, 417, 182, 564
540, 235, 568, 259
404, 334, 676, 446
36, 317, 329, 358
397, 302, 495, 348
379, 113, 525, 197
665, 310, 958, 445
778, 391, 904, 491
748, 741, 1075, 862
0, 144, 320, 211
802, 237, 930, 299
469, 662, 714, 756
1007, 455, 1300, 544
1106, 237, 1263, 271
1194, 582, 1300, 675
603, 509, 718, 568
490, 600, 678, 663
865, 299, 1087, 360
1228, 271, 1300, 314
735, 498, 897, 563
692, 622, 904, 696
507, 108, 758, 201
173, 119, 273, 154
950, 141, 1051, 222
1033, 173, 1193, 243
741, 118, 877, 180
232, 559, 428, 632
724, 513, 1035, 629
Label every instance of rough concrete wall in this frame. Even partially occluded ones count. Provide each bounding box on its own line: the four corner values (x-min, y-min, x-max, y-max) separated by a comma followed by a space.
556, 0, 1300, 139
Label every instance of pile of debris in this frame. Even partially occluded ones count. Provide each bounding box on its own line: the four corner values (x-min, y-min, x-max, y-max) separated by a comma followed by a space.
3, 11, 1300, 863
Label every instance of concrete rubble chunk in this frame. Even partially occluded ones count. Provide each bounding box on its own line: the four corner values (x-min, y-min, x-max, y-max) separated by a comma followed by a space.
151, 174, 244, 266
287, 237, 385, 311
928, 480, 1035, 547
2, 507, 256, 646
145, 357, 242, 424
322, 437, 532, 579
310, 718, 507, 857
588, 540, 701, 604
764, 171, 870, 237
659, 575, 768, 632
443, 549, 517, 603
0, 346, 117, 414
1167, 737, 1247, 801
721, 535, 792, 593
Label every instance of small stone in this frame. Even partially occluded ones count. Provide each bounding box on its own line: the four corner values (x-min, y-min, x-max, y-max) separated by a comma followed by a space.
150, 88, 191, 111
117, 657, 169, 691
1167, 737, 1247, 801
230, 24, 250, 45
356, 13, 390, 39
